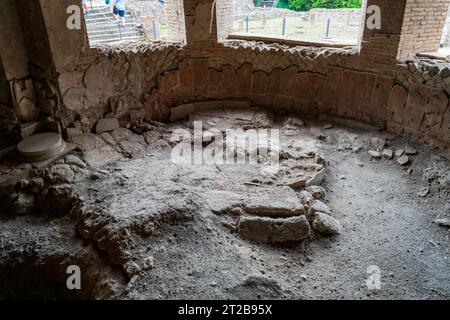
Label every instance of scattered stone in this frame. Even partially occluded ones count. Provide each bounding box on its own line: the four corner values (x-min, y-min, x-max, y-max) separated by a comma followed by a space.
305, 186, 326, 199
382, 149, 393, 160
221, 221, 237, 232
306, 168, 326, 187
312, 212, 342, 236
238, 275, 282, 298
368, 150, 381, 159
417, 187, 429, 197
323, 123, 333, 129
238, 215, 310, 243
405, 145, 418, 155
435, 218, 450, 228
96, 118, 120, 134
143, 256, 155, 270
46, 164, 75, 184
230, 207, 243, 216
283, 117, 304, 128
286, 176, 307, 189
308, 200, 332, 215
297, 190, 314, 207
65, 154, 87, 168
29, 177, 45, 194
12, 193, 35, 215
395, 149, 405, 157
123, 261, 141, 278
370, 137, 386, 150
397, 155, 410, 166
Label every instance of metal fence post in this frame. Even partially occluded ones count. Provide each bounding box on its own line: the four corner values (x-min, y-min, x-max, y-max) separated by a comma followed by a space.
245, 16, 249, 33
282, 17, 287, 36
152, 20, 157, 40
324, 17, 331, 39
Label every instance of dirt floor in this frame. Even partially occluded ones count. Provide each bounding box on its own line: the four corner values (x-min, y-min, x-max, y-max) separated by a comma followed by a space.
0, 108, 449, 300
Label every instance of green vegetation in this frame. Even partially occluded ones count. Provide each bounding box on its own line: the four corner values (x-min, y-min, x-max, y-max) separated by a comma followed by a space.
253, 0, 362, 11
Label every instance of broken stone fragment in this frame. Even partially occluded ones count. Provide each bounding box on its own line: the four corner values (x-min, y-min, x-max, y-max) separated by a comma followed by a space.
308, 200, 332, 215
382, 149, 393, 159
395, 149, 405, 157
417, 187, 429, 197
238, 215, 310, 243
306, 168, 326, 187
368, 150, 381, 159
143, 256, 155, 270
283, 117, 304, 128
435, 218, 450, 228
29, 177, 45, 194
46, 164, 75, 184
286, 175, 307, 188
123, 261, 141, 278
312, 212, 342, 236
397, 155, 410, 166
12, 192, 35, 215
305, 185, 326, 199
65, 154, 87, 168
96, 118, 120, 134
297, 190, 314, 208
370, 137, 386, 150
405, 145, 418, 155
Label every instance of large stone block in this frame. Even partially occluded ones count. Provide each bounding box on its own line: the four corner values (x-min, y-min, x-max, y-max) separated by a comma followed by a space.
238, 215, 310, 244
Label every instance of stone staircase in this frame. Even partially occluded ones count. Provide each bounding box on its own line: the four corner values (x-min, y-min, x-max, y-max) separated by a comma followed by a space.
84, 3, 144, 46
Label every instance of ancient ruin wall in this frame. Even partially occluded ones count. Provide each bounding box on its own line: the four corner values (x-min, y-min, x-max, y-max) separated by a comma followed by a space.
0, 0, 449, 148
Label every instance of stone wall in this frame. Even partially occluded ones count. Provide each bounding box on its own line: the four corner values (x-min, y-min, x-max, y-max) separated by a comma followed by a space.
0, 0, 450, 148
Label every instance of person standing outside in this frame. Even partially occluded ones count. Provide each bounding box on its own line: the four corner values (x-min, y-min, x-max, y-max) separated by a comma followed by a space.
112, 0, 127, 27
82, 0, 89, 15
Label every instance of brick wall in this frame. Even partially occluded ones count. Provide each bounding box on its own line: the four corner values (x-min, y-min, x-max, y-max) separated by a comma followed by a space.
398, 0, 450, 57
164, 0, 186, 43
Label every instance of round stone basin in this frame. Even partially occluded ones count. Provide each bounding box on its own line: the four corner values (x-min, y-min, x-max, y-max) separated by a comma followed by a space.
17, 132, 64, 161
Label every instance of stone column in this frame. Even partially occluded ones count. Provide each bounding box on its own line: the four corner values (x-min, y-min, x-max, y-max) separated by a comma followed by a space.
0, 0, 39, 122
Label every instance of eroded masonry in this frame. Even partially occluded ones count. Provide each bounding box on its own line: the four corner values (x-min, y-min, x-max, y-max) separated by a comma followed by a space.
0, 0, 449, 300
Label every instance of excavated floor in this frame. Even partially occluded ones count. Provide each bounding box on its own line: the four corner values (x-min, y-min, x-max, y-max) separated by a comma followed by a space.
0, 109, 449, 300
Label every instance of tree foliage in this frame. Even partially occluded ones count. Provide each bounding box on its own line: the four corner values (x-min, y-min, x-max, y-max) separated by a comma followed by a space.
275, 0, 362, 11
